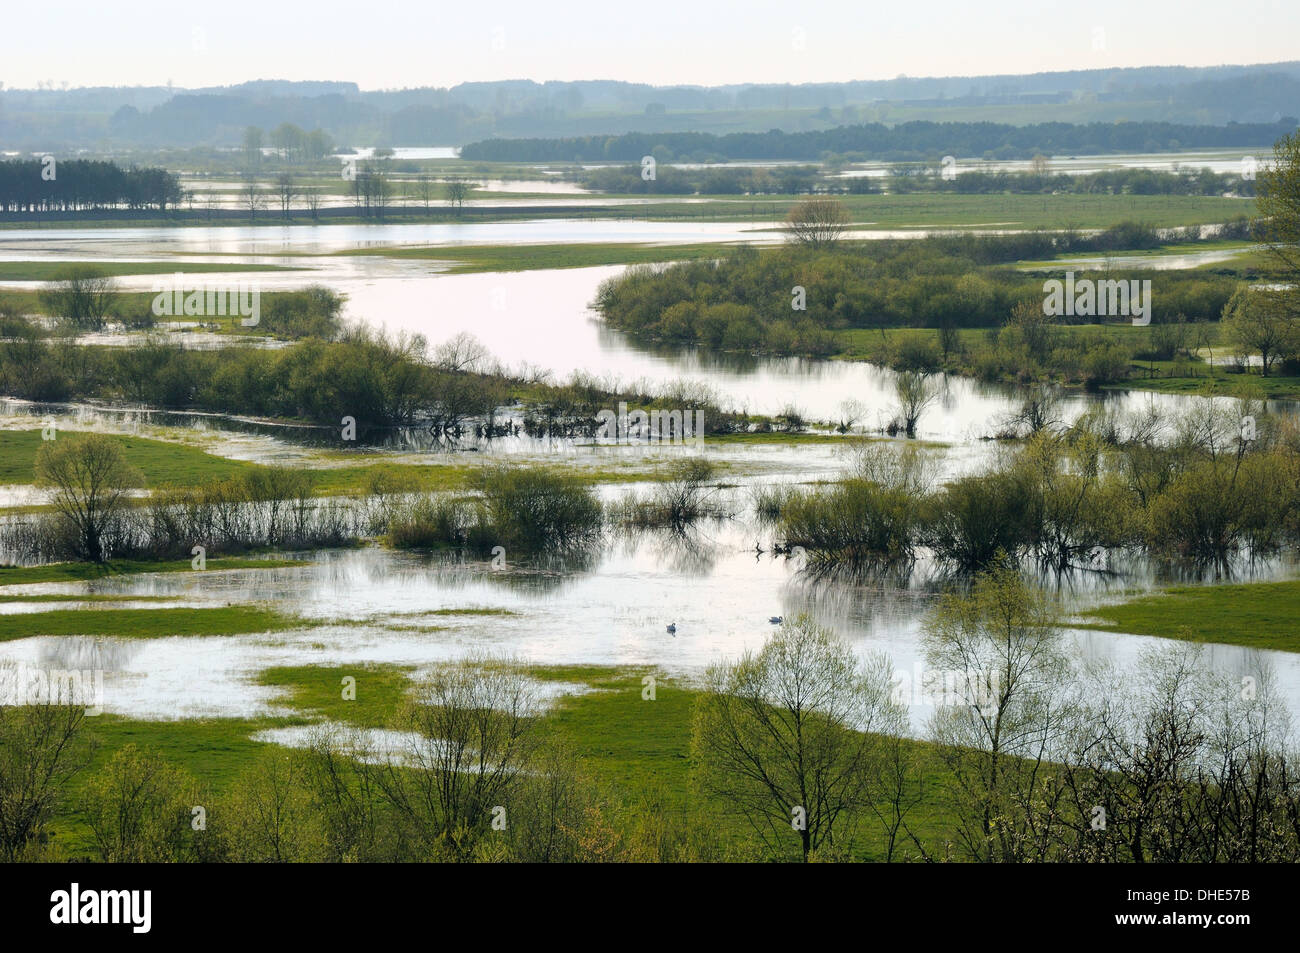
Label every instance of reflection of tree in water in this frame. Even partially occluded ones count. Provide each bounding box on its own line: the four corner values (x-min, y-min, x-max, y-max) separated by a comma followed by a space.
36, 635, 142, 673
405, 548, 602, 598
782, 559, 933, 639
646, 522, 724, 577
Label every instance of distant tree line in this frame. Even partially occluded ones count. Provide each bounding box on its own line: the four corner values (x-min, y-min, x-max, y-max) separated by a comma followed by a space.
0, 159, 183, 213
578, 164, 1258, 198
894, 166, 1258, 197
578, 164, 828, 195
264, 123, 336, 161
462, 117, 1298, 163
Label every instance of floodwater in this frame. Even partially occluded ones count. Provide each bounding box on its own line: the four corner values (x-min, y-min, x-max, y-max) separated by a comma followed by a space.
0, 224, 1283, 426
834, 148, 1270, 179
1, 528, 1297, 731
2, 212, 1298, 733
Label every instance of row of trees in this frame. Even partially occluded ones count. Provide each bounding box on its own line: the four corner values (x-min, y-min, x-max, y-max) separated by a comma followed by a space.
578, 164, 1259, 199
0, 316, 738, 441
461, 116, 1298, 162
892, 165, 1257, 196
0, 159, 183, 212
243, 123, 337, 164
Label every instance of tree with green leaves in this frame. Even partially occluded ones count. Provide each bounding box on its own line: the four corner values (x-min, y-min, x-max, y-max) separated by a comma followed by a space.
1221, 285, 1299, 376
1256, 131, 1300, 277
35, 433, 142, 562
0, 664, 90, 861
923, 566, 1075, 862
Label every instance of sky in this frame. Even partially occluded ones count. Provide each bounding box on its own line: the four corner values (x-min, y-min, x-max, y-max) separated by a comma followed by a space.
0, 0, 1295, 90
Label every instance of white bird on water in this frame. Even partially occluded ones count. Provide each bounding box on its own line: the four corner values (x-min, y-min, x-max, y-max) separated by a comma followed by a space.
666, 622, 677, 636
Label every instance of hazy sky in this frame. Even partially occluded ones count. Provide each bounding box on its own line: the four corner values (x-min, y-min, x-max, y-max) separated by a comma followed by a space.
1, 0, 1294, 90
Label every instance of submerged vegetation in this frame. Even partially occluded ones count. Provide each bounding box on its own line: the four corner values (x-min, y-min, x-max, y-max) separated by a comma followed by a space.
768, 400, 1300, 573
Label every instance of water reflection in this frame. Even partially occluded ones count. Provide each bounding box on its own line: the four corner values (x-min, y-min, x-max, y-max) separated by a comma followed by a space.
2, 519, 1298, 726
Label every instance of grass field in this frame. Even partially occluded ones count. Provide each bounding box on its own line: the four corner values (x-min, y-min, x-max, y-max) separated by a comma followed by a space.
3, 190, 1252, 233
0, 429, 693, 497
1076, 580, 1300, 652
0, 605, 302, 640
0, 430, 256, 487
257, 663, 417, 728
41, 663, 959, 861
338, 241, 729, 272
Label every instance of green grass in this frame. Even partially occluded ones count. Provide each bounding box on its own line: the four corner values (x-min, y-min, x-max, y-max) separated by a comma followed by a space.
0, 430, 698, 498
257, 664, 417, 728
534, 666, 956, 860
0, 605, 301, 640
0, 556, 304, 587
1106, 368, 1300, 400
0, 429, 478, 495
0, 288, 327, 322
1076, 580, 1300, 651
0, 430, 255, 487
0, 189, 1252, 232
48, 714, 296, 857
339, 241, 729, 273
32, 662, 963, 861
1015, 239, 1256, 269
623, 192, 1254, 229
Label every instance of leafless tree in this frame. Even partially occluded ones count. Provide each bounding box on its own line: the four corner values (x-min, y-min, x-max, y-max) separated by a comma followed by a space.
274, 172, 296, 219
240, 175, 266, 221
445, 177, 471, 215
0, 663, 90, 860
692, 614, 904, 861
378, 656, 540, 857
893, 371, 938, 437
432, 331, 490, 372
302, 186, 322, 221
38, 266, 117, 330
